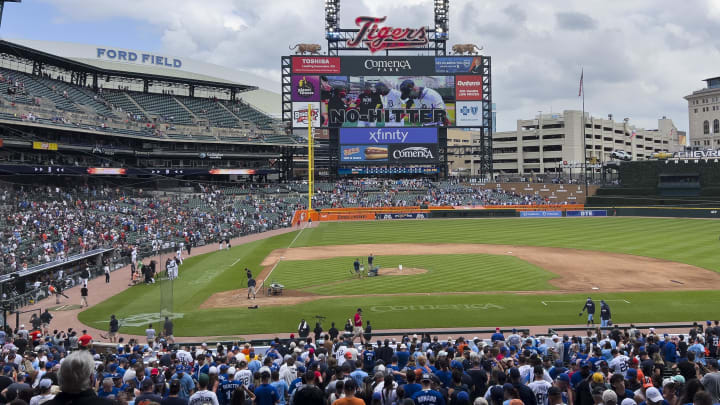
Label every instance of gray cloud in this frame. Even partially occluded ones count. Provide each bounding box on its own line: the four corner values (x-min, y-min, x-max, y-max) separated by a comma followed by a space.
556, 12, 597, 31
23, 0, 720, 134
503, 4, 527, 23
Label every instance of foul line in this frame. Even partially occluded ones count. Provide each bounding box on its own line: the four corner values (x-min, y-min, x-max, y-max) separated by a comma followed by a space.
541, 299, 631, 306
258, 223, 308, 291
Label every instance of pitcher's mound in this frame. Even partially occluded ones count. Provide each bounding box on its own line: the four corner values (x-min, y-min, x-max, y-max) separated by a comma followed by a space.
377, 267, 427, 276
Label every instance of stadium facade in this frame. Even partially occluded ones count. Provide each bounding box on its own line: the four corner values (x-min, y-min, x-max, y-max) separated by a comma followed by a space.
685, 76, 720, 149
0, 39, 300, 181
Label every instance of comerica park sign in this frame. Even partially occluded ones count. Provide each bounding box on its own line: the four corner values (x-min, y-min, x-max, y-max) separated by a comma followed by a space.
347, 16, 429, 53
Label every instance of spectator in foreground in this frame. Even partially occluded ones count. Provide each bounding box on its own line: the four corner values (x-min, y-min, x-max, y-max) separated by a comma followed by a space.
45, 351, 114, 405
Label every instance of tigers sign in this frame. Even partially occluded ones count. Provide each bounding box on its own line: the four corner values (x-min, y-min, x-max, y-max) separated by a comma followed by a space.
347, 16, 429, 53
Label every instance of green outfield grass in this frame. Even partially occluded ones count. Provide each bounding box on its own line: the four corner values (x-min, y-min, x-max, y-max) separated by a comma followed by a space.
78, 217, 720, 336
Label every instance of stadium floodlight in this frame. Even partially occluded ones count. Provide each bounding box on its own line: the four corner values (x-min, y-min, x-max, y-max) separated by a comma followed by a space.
0, 0, 21, 30
325, 0, 340, 40
434, 0, 449, 40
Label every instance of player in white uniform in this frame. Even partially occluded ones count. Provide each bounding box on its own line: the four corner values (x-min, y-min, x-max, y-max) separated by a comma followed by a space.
399, 79, 447, 125
377, 83, 405, 127
175, 247, 183, 265
528, 366, 553, 405
608, 349, 630, 377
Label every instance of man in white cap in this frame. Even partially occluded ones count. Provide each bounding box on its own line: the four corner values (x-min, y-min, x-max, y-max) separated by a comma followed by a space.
645, 387, 665, 405
17, 325, 28, 340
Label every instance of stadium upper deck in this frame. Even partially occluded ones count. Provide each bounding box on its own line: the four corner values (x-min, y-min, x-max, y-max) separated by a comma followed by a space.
0, 40, 295, 145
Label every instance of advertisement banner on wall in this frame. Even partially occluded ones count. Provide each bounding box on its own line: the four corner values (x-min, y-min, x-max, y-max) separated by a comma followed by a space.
435, 57, 483, 74
292, 102, 321, 128
339, 127, 438, 144
340, 145, 389, 163
33, 142, 58, 151
455, 75, 483, 100
291, 57, 341, 74
291, 76, 321, 102
456, 101, 484, 126
389, 144, 438, 164
566, 210, 608, 217
520, 211, 563, 217
376, 213, 428, 220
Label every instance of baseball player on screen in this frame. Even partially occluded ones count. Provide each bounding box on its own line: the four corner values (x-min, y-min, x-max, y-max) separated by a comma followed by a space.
579, 297, 596, 327
376, 81, 404, 127
399, 79, 447, 126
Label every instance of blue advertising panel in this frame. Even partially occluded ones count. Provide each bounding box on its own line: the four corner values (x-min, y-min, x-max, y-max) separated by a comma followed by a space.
566, 210, 608, 217
340, 145, 389, 163
339, 127, 438, 144
520, 211, 563, 217
338, 167, 438, 175
376, 213, 428, 220
435, 56, 483, 74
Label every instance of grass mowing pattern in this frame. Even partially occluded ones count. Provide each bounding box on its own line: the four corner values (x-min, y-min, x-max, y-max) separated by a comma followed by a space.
79, 217, 720, 336
271, 254, 557, 294
294, 218, 720, 272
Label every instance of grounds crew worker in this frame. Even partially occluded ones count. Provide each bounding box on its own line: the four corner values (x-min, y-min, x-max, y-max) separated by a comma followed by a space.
580, 297, 596, 327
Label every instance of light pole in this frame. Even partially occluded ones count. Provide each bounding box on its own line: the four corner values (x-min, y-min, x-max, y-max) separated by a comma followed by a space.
0, 1, 21, 29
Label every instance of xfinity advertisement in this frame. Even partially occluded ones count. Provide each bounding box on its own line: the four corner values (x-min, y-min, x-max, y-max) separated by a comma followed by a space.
339, 128, 438, 144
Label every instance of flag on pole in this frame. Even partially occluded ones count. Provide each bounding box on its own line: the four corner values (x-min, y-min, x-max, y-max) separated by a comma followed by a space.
578, 68, 584, 97
630, 130, 636, 139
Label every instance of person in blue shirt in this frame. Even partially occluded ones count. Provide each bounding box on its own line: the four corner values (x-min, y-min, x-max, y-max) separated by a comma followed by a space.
350, 361, 368, 388
396, 344, 410, 369
171, 365, 195, 400
97, 378, 120, 398
609, 373, 636, 403
491, 328, 505, 342
663, 337, 678, 367
688, 338, 706, 365
254, 371, 279, 405
362, 344, 376, 372
403, 370, 423, 399
411, 374, 446, 405
270, 370, 289, 405
570, 361, 590, 389
218, 368, 241, 405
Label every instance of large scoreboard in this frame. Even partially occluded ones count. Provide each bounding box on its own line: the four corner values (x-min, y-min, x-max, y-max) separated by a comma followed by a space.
282, 54, 492, 176
287, 55, 487, 129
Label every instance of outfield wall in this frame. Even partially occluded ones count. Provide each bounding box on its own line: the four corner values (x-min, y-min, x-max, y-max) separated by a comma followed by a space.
292, 204, 720, 221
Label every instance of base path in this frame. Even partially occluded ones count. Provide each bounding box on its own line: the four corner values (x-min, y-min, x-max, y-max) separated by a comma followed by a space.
200, 243, 720, 310
12, 226, 305, 344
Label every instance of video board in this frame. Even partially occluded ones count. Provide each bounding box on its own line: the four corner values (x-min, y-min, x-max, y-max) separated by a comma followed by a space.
339, 127, 438, 165
290, 56, 485, 129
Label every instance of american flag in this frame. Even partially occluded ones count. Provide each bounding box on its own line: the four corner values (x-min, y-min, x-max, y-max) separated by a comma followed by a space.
630, 130, 637, 139
578, 68, 584, 97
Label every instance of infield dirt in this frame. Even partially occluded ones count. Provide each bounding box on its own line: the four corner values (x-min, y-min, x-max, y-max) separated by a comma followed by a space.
199, 243, 720, 309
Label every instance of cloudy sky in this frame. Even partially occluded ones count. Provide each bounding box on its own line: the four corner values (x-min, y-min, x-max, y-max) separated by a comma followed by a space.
3, 0, 720, 133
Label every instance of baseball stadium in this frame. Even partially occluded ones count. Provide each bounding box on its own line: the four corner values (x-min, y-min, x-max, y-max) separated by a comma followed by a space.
1, 1, 720, 404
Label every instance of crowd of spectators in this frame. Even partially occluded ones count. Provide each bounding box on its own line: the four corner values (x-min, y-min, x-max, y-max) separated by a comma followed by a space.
0, 179, 575, 276
0, 183, 298, 275
0, 321, 719, 405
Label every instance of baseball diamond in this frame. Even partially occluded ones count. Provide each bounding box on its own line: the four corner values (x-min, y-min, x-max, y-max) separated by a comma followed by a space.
71, 217, 720, 337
